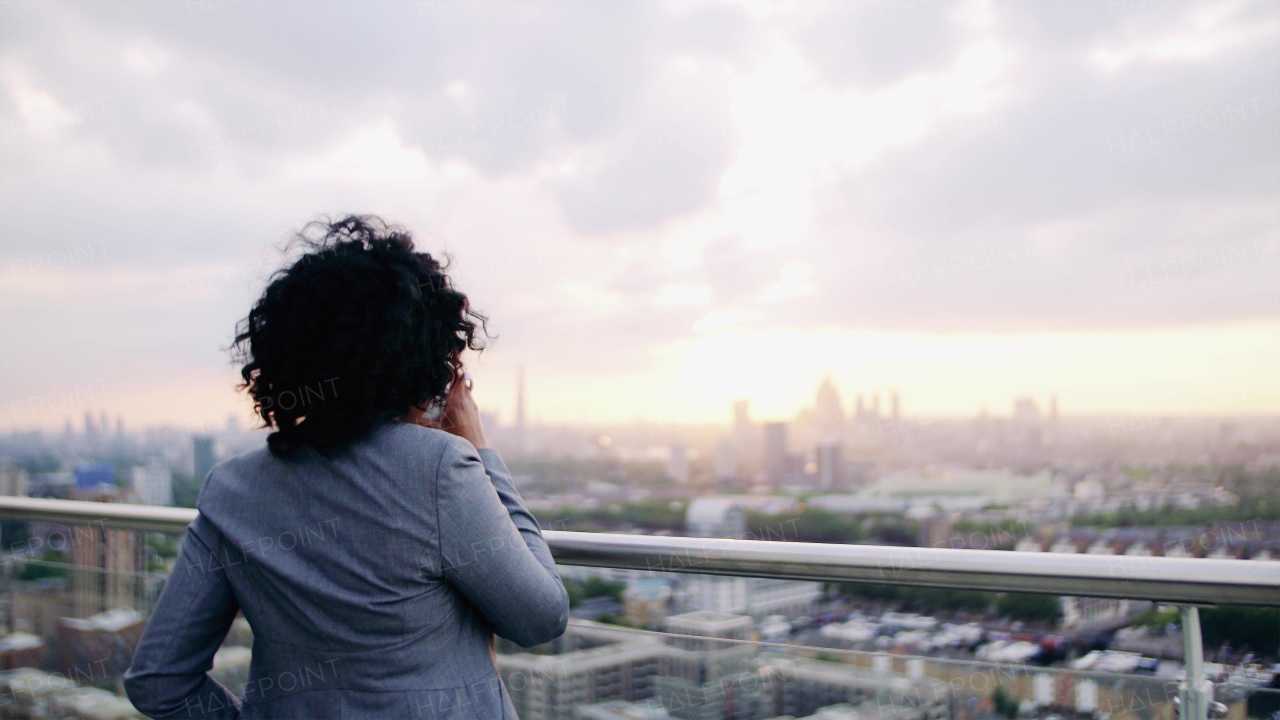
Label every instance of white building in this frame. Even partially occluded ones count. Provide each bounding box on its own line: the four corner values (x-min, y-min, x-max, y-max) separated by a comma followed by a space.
668, 443, 689, 484
685, 498, 745, 539
577, 700, 674, 719
681, 575, 821, 621
0, 461, 28, 497
684, 496, 798, 539
130, 462, 173, 507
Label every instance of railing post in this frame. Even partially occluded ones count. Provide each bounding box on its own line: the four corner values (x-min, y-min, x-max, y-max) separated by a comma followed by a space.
1177, 605, 1213, 720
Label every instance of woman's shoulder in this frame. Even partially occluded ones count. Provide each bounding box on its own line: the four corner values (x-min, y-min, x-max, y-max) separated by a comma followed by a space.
375, 420, 457, 450
197, 424, 472, 508
372, 421, 475, 472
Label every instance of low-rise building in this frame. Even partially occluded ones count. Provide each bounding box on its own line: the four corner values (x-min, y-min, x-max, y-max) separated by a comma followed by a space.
577, 699, 675, 719
761, 657, 951, 720
499, 622, 667, 720
623, 580, 672, 629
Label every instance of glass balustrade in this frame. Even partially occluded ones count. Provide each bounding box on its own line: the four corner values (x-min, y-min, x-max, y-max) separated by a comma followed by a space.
0, 509, 1276, 720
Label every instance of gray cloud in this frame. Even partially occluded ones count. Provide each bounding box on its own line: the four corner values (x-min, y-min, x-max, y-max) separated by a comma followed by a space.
764, 0, 1280, 332
0, 0, 1277, 421
796, 0, 964, 89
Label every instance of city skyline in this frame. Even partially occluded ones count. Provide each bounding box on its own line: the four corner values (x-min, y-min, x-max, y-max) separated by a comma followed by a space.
5, 354, 1279, 437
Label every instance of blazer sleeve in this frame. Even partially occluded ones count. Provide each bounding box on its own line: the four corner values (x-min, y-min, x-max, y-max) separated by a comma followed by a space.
124, 511, 242, 719
435, 435, 570, 647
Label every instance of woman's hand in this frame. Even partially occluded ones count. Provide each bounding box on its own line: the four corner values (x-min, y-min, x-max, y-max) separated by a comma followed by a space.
406, 372, 489, 450
438, 374, 490, 450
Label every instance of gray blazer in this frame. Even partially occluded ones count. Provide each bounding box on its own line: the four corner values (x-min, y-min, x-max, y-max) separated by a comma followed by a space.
124, 422, 569, 719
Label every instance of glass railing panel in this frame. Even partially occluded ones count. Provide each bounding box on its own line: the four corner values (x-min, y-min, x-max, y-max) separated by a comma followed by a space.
0, 524, 228, 719
497, 564, 1278, 720
0, 522, 1275, 720
495, 617, 1246, 720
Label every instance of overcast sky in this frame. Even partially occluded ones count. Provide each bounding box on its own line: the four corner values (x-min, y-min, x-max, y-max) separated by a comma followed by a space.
1, 0, 1277, 431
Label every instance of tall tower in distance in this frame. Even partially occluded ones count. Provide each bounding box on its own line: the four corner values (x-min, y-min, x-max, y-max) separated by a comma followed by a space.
813, 376, 845, 439
193, 436, 216, 480
1013, 396, 1040, 422
1048, 393, 1060, 447
515, 365, 527, 435
763, 422, 788, 487
733, 400, 750, 429
891, 390, 901, 426
732, 400, 755, 473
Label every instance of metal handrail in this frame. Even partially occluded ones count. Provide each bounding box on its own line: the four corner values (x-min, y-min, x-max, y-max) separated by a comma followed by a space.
3, 496, 1276, 607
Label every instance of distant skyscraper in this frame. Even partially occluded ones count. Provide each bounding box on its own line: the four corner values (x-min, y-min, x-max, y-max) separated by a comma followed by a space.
667, 442, 689, 484
99, 411, 109, 438
732, 399, 755, 472
1047, 394, 1060, 447
813, 377, 844, 437
763, 422, 788, 485
1013, 396, 1041, 421
515, 366, 526, 435
193, 436, 216, 480
971, 405, 989, 457
83, 411, 96, 438
115, 416, 125, 438
890, 391, 901, 425
816, 442, 843, 491
714, 440, 735, 482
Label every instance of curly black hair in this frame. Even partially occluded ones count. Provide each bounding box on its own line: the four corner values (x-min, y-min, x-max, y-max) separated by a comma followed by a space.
231, 215, 489, 458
